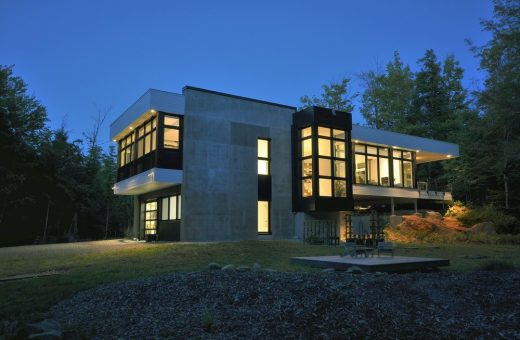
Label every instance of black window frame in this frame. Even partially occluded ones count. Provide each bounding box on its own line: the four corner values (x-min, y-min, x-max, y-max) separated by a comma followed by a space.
160, 194, 182, 221
163, 115, 181, 150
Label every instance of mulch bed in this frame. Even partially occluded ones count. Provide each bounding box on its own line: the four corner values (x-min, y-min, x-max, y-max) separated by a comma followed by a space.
50, 269, 520, 339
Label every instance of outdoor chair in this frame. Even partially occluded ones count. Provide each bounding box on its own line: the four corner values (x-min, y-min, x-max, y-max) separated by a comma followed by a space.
341, 241, 358, 257
377, 241, 394, 257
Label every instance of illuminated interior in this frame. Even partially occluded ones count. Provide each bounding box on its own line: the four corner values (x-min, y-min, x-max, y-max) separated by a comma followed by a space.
257, 201, 269, 233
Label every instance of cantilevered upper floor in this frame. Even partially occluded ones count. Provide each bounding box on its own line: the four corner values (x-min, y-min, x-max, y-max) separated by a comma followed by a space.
110, 89, 184, 194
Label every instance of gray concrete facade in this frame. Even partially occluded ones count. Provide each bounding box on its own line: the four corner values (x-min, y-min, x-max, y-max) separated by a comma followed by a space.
181, 88, 295, 241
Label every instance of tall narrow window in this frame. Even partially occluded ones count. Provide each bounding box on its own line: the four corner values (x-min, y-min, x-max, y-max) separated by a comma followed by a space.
164, 115, 180, 149
144, 201, 157, 235
317, 126, 347, 197
258, 201, 269, 233
258, 138, 271, 234
300, 127, 313, 197
257, 139, 270, 175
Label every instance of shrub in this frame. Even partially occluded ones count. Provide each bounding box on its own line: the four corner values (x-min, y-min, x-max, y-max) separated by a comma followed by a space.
456, 205, 519, 234
201, 309, 215, 332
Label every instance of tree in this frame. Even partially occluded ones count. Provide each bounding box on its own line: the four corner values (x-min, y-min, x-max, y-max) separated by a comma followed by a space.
470, 0, 520, 209
360, 51, 414, 130
300, 78, 357, 112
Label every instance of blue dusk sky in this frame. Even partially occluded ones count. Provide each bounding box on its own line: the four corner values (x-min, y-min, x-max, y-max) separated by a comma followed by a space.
0, 0, 493, 148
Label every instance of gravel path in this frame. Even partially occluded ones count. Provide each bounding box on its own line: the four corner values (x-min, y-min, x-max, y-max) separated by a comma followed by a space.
50, 270, 520, 339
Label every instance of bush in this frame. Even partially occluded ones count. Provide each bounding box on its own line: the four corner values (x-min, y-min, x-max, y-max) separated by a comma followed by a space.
456, 205, 519, 234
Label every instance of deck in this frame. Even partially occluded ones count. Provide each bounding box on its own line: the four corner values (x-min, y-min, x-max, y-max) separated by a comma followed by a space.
291, 255, 450, 273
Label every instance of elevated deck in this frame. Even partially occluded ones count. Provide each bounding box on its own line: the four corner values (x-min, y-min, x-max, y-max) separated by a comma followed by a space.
291, 255, 449, 273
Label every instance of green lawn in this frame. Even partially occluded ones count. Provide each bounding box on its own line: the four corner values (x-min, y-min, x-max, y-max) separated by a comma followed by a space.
0, 240, 519, 323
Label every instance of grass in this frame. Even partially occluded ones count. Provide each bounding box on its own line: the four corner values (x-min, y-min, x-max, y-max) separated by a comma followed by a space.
0, 240, 519, 324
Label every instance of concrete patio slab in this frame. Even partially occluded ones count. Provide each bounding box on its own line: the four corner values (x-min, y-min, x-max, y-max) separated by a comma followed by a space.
291, 255, 450, 273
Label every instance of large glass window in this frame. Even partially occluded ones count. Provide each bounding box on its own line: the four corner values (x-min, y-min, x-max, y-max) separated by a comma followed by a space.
317, 126, 347, 197
118, 116, 156, 169
353, 143, 415, 188
258, 201, 270, 233
164, 115, 180, 149
257, 139, 270, 175
161, 194, 181, 221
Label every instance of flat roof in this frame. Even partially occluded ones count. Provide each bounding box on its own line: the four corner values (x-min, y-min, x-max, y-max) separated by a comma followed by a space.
183, 86, 297, 110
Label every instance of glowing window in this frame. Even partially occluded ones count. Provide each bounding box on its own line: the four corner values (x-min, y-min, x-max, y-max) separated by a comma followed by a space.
318, 126, 331, 137
257, 138, 270, 175
318, 138, 331, 156
302, 179, 313, 197
319, 178, 332, 197
258, 201, 269, 233
302, 139, 312, 157
164, 128, 179, 149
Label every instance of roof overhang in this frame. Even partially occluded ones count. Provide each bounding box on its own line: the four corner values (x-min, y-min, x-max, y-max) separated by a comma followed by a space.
110, 89, 185, 141
113, 168, 182, 195
352, 125, 459, 163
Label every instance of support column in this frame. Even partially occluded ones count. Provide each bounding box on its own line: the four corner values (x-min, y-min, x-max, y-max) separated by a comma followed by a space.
390, 197, 395, 215
132, 196, 140, 240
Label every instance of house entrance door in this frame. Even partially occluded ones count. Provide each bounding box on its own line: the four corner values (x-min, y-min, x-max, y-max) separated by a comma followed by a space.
144, 200, 158, 241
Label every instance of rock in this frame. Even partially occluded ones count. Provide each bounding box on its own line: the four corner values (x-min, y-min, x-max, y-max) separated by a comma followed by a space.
263, 268, 276, 273
28, 319, 61, 339
322, 268, 335, 273
236, 266, 250, 272
470, 222, 497, 234
221, 264, 235, 271
252, 263, 262, 271
346, 266, 364, 274
389, 215, 403, 227
208, 262, 221, 270
425, 211, 443, 220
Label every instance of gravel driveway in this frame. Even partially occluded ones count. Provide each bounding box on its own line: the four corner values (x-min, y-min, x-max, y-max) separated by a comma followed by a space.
50, 269, 520, 339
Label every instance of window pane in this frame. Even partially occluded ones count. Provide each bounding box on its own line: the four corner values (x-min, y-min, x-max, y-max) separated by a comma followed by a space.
151, 131, 156, 151
379, 147, 388, 157
318, 126, 331, 137
334, 180, 347, 197
319, 178, 332, 197
334, 160, 346, 178
121, 139, 126, 148
120, 152, 125, 167
152, 118, 157, 129
161, 197, 169, 220
367, 155, 378, 185
138, 127, 144, 138
137, 139, 144, 158
145, 134, 151, 154
393, 150, 402, 158
355, 144, 365, 153
302, 139, 312, 157
319, 158, 331, 176
301, 127, 312, 138
367, 146, 378, 155
169, 196, 177, 220
164, 116, 180, 127
334, 141, 345, 158
403, 151, 412, 160
258, 201, 269, 233
125, 148, 132, 163
302, 179, 312, 197
318, 138, 331, 156
178, 195, 181, 219
393, 159, 403, 187
164, 128, 179, 149
147, 201, 157, 210
333, 129, 345, 139
355, 154, 366, 184
379, 157, 389, 186
403, 161, 413, 188
302, 158, 312, 177
258, 139, 269, 158
145, 122, 151, 133
258, 160, 269, 175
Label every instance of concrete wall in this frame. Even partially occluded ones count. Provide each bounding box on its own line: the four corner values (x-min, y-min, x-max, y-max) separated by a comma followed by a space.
181, 88, 295, 241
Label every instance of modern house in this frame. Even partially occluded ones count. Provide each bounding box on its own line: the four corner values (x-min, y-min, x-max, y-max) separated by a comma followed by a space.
110, 87, 459, 242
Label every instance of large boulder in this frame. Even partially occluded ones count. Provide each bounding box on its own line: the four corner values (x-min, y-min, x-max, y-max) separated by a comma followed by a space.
425, 211, 443, 220
389, 215, 403, 227
470, 222, 497, 234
